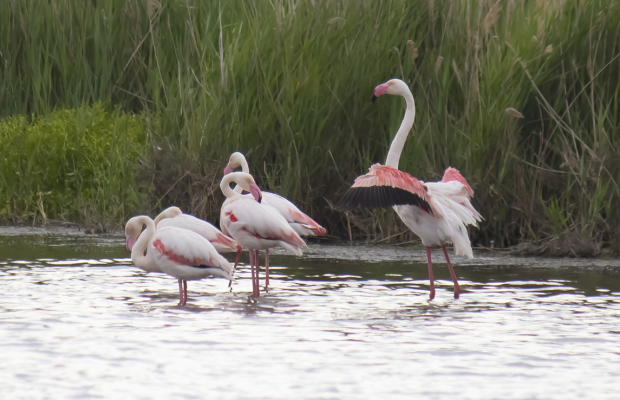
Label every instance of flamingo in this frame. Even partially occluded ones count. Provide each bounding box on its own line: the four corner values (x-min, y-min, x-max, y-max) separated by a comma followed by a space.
125, 215, 233, 306
223, 152, 326, 237
220, 172, 306, 298
337, 78, 481, 300
153, 206, 243, 269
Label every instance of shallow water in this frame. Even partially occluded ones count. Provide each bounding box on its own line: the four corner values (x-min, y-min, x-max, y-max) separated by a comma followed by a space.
1, 231, 620, 399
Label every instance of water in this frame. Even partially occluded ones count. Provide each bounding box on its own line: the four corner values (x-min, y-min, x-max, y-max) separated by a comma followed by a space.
1, 230, 620, 399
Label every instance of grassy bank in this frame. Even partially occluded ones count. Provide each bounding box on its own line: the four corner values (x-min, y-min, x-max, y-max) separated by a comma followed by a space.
1, 0, 619, 253
0, 104, 146, 231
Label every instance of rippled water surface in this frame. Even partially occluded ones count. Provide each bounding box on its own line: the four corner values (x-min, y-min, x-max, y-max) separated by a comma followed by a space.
1, 230, 620, 399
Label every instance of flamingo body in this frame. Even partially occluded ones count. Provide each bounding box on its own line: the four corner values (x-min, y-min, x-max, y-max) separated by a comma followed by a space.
157, 213, 239, 254
257, 193, 326, 237
150, 226, 233, 281
125, 215, 233, 305
153, 207, 239, 254
220, 172, 305, 297
221, 197, 305, 255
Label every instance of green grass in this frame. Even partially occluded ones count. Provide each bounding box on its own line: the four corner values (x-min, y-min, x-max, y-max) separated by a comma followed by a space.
1, 0, 619, 253
0, 104, 146, 231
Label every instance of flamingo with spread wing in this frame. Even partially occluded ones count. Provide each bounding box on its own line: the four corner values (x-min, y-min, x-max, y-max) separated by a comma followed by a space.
338, 79, 481, 300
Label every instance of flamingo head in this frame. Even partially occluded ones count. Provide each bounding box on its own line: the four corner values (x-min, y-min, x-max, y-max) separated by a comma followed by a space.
372, 79, 409, 102
249, 182, 262, 203
126, 236, 137, 252
224, 152, 246, 176
228, 172, 262, 203
124, 217, 142, 252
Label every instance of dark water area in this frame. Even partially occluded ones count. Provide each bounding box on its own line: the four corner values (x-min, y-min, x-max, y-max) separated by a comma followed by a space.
1, 228, 619, 399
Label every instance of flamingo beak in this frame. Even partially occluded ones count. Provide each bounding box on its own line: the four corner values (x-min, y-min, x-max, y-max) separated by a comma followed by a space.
249, 182, 262, 203
223, 163, 233, 176
126, 236, 136, 252
373, 82, 389, 102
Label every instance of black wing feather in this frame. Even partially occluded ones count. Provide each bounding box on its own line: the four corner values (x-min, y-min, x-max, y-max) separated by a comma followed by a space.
193, 264, 225, 271
337, 186, 433, 214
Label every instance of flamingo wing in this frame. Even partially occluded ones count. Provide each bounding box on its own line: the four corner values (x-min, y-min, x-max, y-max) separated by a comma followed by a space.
149, 227, 233, 279
337, 164, 435, 215
263, 192, 326, 236
158, 214, 238, 252
441, 167, 474, 198
222, 197, 305, 249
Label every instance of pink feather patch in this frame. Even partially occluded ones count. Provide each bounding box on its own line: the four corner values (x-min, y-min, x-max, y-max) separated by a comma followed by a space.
441, 167, 474, 198
353, 164, 430, 200
292, 210, 326, 236
153, 239, 197, 266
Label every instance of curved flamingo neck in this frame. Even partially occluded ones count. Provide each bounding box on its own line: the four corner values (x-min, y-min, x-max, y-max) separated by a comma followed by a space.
233, 156, 250, 194
131, 216, 156, 271
153, 213, 165, 226
385, 88, 415, 170
221, 174, 240, 198
153, 208, 177, 226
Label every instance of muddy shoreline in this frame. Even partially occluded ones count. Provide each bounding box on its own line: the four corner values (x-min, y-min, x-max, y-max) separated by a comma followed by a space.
2, 225, 619, 270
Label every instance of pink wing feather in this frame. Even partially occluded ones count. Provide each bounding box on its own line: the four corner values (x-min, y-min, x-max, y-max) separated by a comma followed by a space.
338, 164, 435, 214
262, 193, 326, 236
441, 167, 474, 198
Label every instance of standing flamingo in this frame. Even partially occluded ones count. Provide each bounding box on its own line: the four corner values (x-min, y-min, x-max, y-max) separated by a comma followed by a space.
223, 152, 326, 236
220, 172, 305, 298
337, 78, 481, 300
125, 215, 233, 306
153, 206, 242, 269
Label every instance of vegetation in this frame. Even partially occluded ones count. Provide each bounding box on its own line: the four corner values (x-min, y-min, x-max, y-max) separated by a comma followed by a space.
1, 0, 619, 254
0, 104, 146, 231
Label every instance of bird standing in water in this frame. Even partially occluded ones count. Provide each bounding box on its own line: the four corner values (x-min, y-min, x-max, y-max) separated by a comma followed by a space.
220, 172, 305, 298
125, 215, 233, 306
224, 152, 326, 237
338, 79, 481, 300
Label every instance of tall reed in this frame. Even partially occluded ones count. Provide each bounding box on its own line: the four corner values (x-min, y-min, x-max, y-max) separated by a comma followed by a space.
1, 0, 619, 252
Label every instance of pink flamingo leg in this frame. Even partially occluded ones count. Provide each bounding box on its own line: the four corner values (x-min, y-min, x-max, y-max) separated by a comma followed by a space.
441, 245, 461, 299
178, 279, 185, 306
183, 280, 188, 306
233, 245, 242, 270
253, 250, 260, 298
265, 248, 270, 290
426, 246, 436, 301
249, 249, 257, 298
229, 245, 243, 288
